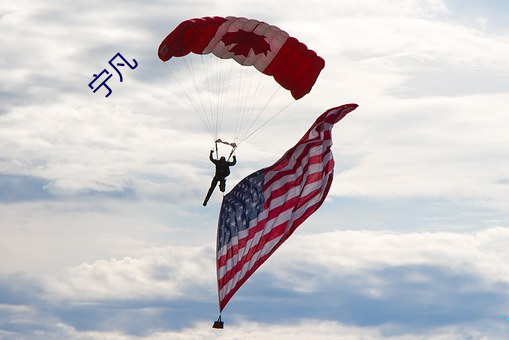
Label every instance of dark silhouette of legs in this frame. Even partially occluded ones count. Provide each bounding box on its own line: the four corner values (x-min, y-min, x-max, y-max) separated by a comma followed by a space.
203, 178, 219, 206
219, 178, 226, 192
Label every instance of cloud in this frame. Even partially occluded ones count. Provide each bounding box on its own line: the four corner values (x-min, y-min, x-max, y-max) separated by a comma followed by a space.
1, 225, 508, 338
1, 307, 503, 340
0, 227, 502, 338
235, 227, 509, 334
1, 0, 508, 211
1, 0, 508, 338
330, 93, 509, 209
270, 227, 509, 287
43, 244, 216, 302
52, 319, 506, 340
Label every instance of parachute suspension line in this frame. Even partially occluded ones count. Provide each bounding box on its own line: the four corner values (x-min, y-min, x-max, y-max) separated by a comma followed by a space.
236, 65, 253, 140
200, 54, 216, 140
240, 99, 295, 144
181, 56, 217, 141
201, 54, 227, 141
239, 77, 282, 142
216, 58, 235, 142
235, 66, 264, 143
163, 61, 215, 141
231, 65, 278, 146
215, 56, 224, 140
233, 63, 245, 143
212, 56, 221, 140
164, 55, 297, 148
201, 55, 237, 143
227, 144, 237, 162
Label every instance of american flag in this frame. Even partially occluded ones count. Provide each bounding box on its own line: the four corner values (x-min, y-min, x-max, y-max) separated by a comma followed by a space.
216, 103, 358, 311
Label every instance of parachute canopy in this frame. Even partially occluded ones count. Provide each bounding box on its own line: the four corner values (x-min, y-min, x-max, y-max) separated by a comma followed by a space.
158, 16, 325, 100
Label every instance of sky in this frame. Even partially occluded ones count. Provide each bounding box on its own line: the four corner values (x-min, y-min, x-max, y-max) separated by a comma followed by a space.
1, 0, 508, 339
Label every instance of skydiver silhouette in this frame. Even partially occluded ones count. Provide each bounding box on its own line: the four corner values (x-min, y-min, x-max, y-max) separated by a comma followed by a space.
203, 149, 237, 206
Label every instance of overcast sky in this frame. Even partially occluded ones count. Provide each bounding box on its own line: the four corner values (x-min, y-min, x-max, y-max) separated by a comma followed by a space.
1, 0, 508, 339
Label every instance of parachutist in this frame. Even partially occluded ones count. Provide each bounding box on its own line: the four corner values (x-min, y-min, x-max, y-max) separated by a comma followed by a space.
203, 150, 237, 206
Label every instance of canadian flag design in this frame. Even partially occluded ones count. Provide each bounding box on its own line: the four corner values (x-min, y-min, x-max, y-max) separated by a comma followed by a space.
158, 16, 324, 100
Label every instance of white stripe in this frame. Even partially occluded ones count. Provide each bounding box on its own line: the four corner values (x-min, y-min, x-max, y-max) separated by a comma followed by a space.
265, 151, 333, 195
264, 128, 333, 183
263, 147, 326, 188
218, 222, 267, 280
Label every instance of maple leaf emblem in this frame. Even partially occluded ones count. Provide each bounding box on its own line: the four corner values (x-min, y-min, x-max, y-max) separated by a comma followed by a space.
221, 30, 271, 57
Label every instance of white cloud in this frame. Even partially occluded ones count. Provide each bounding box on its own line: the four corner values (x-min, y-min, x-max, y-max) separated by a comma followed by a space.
1, 0, 508, 210
36, 227, 509, 316
142, 320, 502, 340
5, 317, 503, 340
1, 0, 508, 338
267, 227, 509, 292
330, 93, 509, 210
43, 244, 216, 302
1, 226, 508, 338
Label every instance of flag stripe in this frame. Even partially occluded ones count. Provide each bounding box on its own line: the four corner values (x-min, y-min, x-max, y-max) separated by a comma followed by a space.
267, 154, 333, 200
264, 139, 332, 186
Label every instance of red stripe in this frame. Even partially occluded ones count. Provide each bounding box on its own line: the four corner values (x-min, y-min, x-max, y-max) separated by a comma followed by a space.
267, 127, 329, 172
216, 197, 293, 269
265, 119, 333, 171
267, 154, 332, 201
218, 221, 288, 286
218, 219, 289, 289
265, 138, 332, 188
217, 223, 264, 268
266, 151, 328, 188
219, 243, 278, 310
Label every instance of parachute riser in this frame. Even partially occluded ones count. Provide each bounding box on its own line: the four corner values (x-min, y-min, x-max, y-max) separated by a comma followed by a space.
215, 138, 237, 161
227, 147, 236, 162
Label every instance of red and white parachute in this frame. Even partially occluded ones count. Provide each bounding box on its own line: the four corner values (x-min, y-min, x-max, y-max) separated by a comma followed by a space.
158, 16, 325, 147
